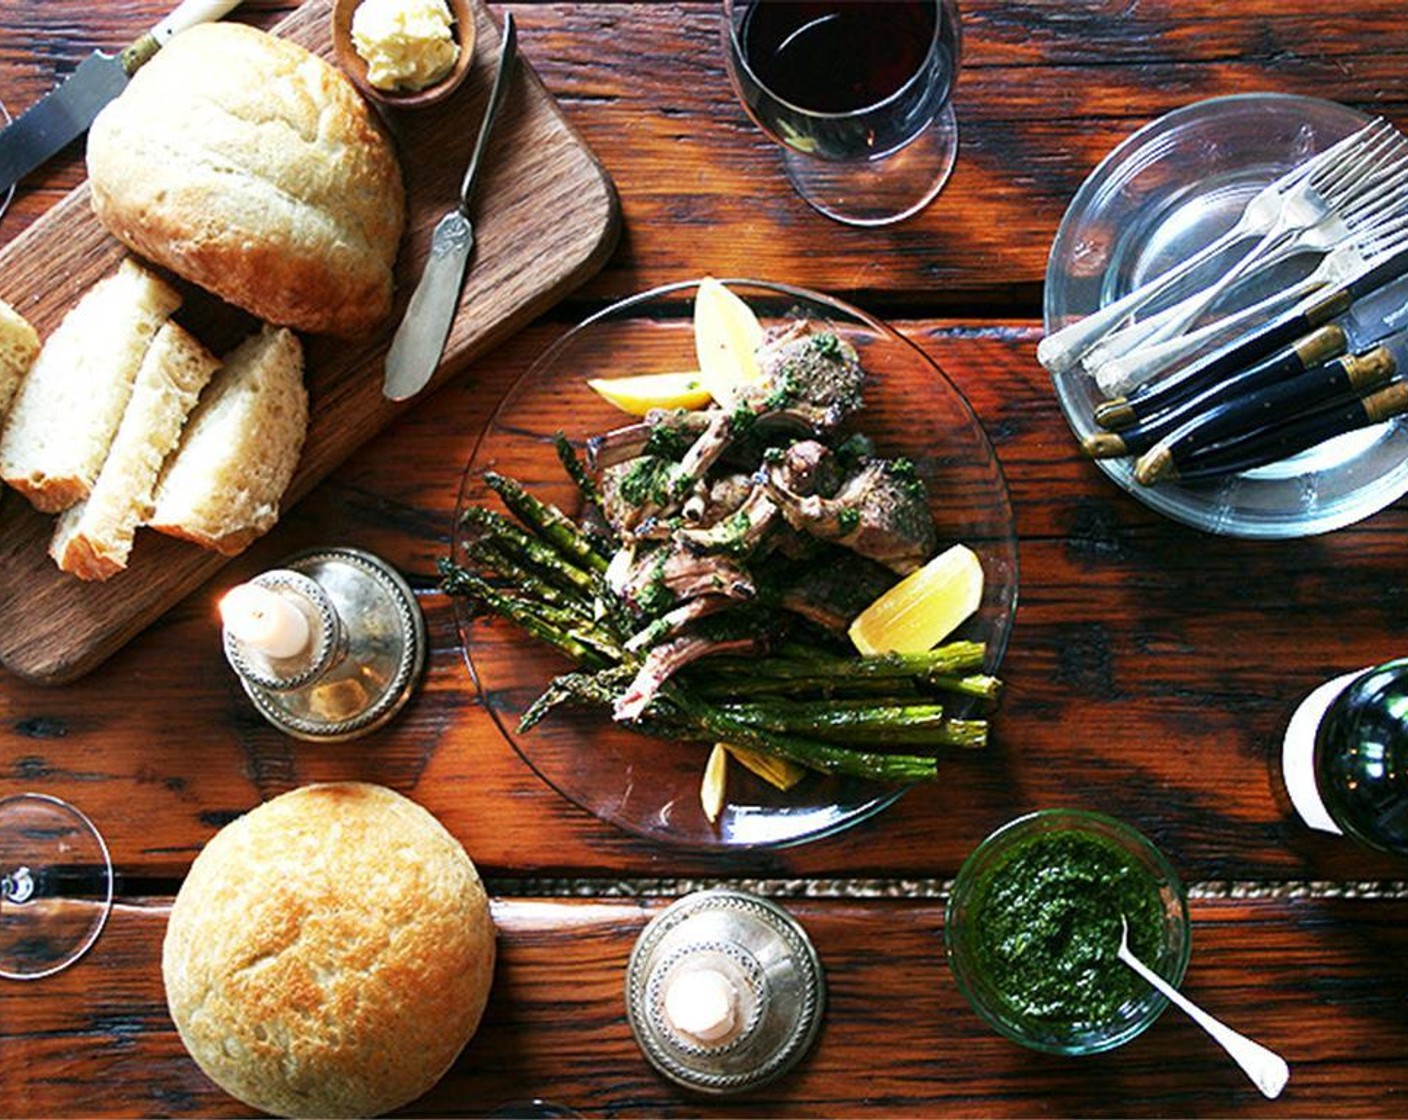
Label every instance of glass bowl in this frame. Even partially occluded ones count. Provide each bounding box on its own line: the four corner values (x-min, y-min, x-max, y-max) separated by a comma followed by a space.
945, 808, 1190, 1055
1045, 92, 1408, 538
452, 278, 1019, 849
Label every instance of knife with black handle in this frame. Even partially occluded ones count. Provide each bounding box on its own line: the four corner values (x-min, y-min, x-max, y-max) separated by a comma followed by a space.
1083, 324, 1350, 459
0, 0, 242, 195
1092, 243, 1408, 431
1138, 365, 1408, 485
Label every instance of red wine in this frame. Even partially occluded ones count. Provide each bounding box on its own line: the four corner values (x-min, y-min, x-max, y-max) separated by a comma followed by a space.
728, 0, 957, 162
742, 2, 937, 114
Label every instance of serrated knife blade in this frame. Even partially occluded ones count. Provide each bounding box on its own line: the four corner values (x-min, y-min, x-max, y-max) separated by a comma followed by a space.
0, 0, 242, 195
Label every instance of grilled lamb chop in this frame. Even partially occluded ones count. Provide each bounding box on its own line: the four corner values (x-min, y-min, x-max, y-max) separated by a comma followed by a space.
611, 323, 866, 532
675, 439, 842, 559
765, 452, 937, 574
609, 539, 756, 615
587, 407, 712, 472
614, 633, 763, 721
770, 550, 900, 632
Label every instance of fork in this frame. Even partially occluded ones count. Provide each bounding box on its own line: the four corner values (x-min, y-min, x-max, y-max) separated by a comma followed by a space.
1106, 127, 1408, 359
1084, 147, 1408, 378
1089, 214, 1408, 396
1038, 119, 1389, 375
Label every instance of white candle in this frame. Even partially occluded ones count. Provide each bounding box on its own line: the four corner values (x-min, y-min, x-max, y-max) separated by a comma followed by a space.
663, 967, 738, 1044
220, 583, 312, 660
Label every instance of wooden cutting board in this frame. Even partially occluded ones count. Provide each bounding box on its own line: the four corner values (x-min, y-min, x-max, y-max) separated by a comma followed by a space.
0, 0, 620, 684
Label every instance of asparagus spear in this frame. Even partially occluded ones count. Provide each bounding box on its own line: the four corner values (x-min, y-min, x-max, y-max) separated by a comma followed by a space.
463, 537, 597, 620
717, 700, 988, 748
439, 560, 611, 668
483, 470, 610, 573
661, 688, 939, 782
461, 506, 598, 595
555, 431, 604, 510
692, 641, 993, 692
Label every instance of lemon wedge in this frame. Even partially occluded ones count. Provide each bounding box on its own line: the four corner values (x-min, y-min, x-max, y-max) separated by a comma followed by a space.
701, 743, 728, 824
849, 543, 984, 655
724, 743, 806, 791
694, 276, 764, 403
587, 371, 712, 416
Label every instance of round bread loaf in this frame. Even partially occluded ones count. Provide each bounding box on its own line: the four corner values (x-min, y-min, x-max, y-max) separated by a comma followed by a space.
87, 24, 404, 338
163, 783, 494, 1117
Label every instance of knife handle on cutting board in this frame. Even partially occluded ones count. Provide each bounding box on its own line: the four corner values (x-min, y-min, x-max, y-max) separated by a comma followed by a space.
121, 0, 244, 74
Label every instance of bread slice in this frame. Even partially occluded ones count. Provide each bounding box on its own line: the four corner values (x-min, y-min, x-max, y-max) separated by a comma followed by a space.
0, 297, 40, 422
50, 320, 220, 580
0, 259, 181, 512
148, 325, 307, 556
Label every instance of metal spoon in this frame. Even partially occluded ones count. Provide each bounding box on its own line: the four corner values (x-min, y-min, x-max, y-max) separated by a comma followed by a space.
1118, 917, 1289, 1099
383, 11, 518, 401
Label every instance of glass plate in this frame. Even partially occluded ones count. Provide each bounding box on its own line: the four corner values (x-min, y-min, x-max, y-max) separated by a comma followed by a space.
453, 279, 1019, 849
1045, 93, 1408, 538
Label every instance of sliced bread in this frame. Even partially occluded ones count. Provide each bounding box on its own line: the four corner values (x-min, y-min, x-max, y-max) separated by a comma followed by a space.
148, 325, 307, 556
51, 320, 220, 580
0, 297, 40, 422
0, 259, 181, 512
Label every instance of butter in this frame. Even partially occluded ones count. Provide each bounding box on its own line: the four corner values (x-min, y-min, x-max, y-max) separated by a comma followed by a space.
351, 0, 460, 92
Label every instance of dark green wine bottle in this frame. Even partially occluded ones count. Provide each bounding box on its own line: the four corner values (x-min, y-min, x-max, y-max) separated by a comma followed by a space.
1283, 659, 1408, 857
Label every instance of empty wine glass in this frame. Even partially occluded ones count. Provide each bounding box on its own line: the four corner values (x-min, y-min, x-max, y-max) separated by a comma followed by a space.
0, 793, 114, 979
722, 0, 962, 226
0, 98, 13, 222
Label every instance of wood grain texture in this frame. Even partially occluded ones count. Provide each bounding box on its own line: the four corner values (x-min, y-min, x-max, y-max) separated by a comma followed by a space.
6, 3, 1408, 306
4, 896, 1407, 1118
2, 326, 1405, 884
0, 0, 619, 683
3, 4, 1408, 1117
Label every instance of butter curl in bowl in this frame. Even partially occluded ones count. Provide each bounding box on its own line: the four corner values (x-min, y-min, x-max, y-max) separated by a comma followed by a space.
333, 0, 476, 109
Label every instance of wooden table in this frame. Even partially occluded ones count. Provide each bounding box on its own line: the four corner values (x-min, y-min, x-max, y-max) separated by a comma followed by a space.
3, 2, 1408, 1116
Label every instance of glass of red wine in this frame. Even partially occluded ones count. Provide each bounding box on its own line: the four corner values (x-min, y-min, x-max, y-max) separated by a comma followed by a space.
722, 0, 961, 226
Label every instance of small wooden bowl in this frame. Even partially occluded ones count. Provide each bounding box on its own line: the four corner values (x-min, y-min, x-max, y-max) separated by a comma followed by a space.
331, 0, 476, 110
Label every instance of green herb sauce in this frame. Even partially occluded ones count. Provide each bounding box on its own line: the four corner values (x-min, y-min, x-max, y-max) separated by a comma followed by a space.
969, 830, 1166, 1028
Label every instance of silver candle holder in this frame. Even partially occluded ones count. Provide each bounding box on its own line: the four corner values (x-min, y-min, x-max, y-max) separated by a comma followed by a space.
626, 889, 826, 1095
220, 547, 426, 742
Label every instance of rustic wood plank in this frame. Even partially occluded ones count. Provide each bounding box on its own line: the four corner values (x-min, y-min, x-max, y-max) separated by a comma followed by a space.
3, 895, 1405, 1117
5, 2, 1408, 307
1, 324, 1404, 881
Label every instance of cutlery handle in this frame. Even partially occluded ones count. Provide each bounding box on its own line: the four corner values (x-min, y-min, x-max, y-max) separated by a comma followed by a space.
1118, 946, 1290, 1099
1165, 377, 1408, 483
1090, 271, 1328, 398
153, 0, 243, 42
1037, 220, 1257, 374
123, 0, 242, 72
458, 12, 518, 212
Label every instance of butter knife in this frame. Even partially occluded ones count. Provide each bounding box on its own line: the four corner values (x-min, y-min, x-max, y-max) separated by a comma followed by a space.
0, 0, 243, 195
383, 11, 517, 402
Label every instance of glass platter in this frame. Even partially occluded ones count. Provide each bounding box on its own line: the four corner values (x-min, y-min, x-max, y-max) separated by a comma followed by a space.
1045, 93, 1408, 538
453, 279, 1019, 849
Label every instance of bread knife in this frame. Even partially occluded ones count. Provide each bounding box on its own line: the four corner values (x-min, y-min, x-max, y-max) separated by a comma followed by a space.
383, 13, 517, 403
0, 0, 243, 195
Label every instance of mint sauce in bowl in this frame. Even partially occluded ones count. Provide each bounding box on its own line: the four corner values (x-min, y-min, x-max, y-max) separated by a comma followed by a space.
945, 808, 1190, 1055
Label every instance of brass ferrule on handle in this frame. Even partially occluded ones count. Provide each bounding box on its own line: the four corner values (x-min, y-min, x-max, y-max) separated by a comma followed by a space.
1295, 323, 1349, 367
1304, 288, 1354, 327
1362, 379, 1408, 424
119, 33, 161, 75
1344, 346, 1397, 393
